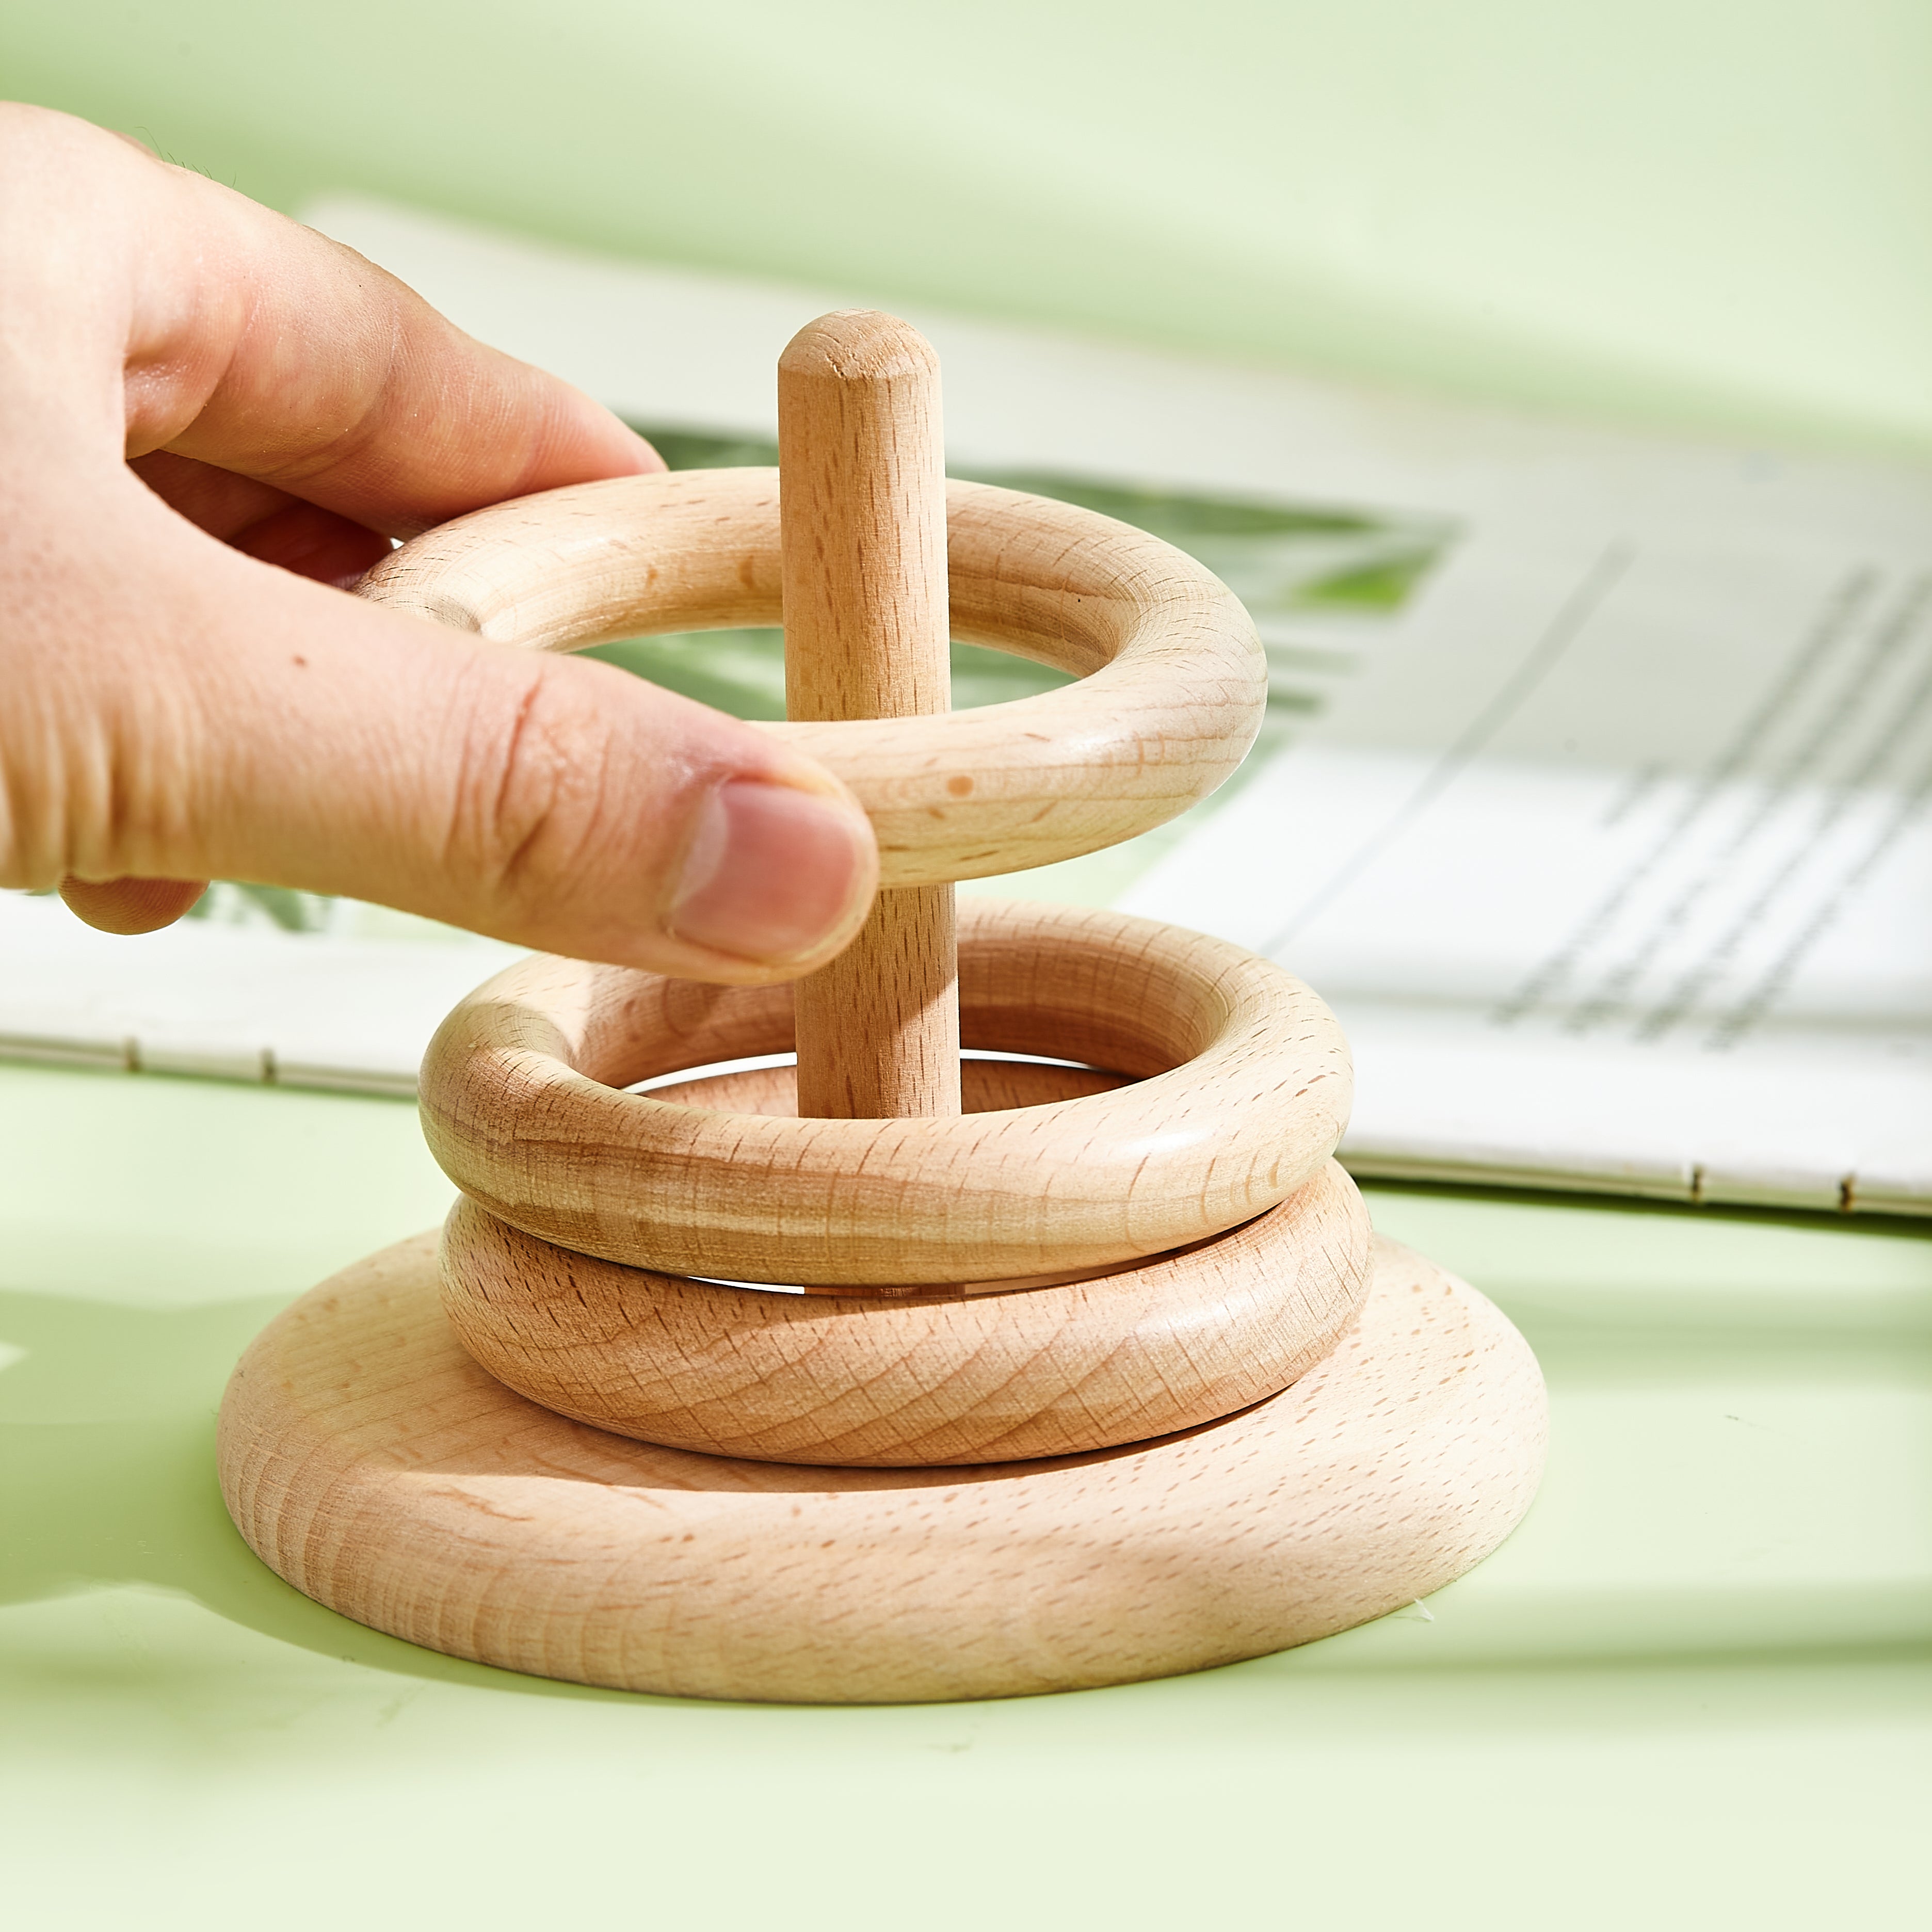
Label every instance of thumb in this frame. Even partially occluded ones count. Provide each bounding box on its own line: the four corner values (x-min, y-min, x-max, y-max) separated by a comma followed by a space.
59, 875, 208, 933
44, 484, 878, 981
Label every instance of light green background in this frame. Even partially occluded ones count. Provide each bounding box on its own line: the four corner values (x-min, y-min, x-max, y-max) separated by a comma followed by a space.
5, 10, 1931, 1923
6, 1, 1932, 455
4, 1062, 1928, 1930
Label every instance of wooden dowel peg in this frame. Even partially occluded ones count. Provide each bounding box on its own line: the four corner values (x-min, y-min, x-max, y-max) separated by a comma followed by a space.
781, 311, 960, 1119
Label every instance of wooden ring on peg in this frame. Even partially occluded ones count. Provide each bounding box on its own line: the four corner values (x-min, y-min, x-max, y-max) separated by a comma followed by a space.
439, 1158, 1372, 1468
420, 899, 1353, 1287
357, 469, 1268, 888
218, 1231, 1548, 1703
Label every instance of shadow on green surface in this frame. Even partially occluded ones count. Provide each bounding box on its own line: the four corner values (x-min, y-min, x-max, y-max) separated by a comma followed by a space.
3, 1277, 1930, 1715
0, 1287, 638, 1703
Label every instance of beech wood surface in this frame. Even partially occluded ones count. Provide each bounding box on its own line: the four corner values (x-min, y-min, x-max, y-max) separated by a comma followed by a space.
641, 1057, 1144, 1295
649, 1055, 1130, 1118
439, 1158, 1371, 1466
356, 466, 1267, 887
781, 313, 961, 1119
218, 1231, 1547, 1704
218, 309, 1549, 1701
794, 883, 957, 1117
419, 898, 1353, 1286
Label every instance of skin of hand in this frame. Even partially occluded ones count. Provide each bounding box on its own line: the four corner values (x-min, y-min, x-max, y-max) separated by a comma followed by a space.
0, 104, 879, 982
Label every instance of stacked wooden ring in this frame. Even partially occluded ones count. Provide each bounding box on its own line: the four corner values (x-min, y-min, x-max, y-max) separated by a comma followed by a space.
382, 310, 1367, 1467
218, 311, 1545, 1703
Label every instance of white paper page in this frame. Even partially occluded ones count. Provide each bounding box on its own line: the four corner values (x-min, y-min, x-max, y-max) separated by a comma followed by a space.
0, 892, 517, 1095
1123, 519, 1932, 1212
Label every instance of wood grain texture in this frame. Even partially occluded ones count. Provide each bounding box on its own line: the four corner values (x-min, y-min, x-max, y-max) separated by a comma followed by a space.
650, 1055, 1131, 1119
238, 315, 1550, 1697
355, 466, 1267, 887
439, 1159, 1371, 1466
218, 1231, 1547, 1704
778, 313, 950, 728
794, 885, 959, 1117
638, 1058, 1139, 1298
781, 313, 960, 1119
419, 898, 1354, 1286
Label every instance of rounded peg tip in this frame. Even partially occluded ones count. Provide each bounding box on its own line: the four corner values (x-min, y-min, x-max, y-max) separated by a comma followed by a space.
779, 309, 939, 384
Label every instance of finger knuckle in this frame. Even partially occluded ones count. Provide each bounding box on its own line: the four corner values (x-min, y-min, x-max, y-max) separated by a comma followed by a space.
453, 664, 617, 909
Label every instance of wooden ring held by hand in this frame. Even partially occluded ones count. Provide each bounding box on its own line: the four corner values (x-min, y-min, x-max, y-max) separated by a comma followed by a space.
357, 469, 1268, 888
420, 899, 1353, 1287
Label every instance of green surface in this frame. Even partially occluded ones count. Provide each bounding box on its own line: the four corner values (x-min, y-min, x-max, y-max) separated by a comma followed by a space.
3, 1058, 1927, 1929
6, 2, 1931, 456
6, 9, 1931, 1915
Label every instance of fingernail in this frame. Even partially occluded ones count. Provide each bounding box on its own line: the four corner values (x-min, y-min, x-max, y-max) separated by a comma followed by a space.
670, 778, 874, 963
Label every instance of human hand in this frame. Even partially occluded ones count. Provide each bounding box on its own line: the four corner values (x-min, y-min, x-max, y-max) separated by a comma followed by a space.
0, 105, 877, 981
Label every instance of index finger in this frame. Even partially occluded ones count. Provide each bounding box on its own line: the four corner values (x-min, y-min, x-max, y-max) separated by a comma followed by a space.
8, 107, 661, 534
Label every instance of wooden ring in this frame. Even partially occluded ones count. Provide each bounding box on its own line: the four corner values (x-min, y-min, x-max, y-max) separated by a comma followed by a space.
421, 899, 1353, 1286
440, 1157, 1372, 1468
218, 1231, 1548, 1703
357, 469, 1268, 888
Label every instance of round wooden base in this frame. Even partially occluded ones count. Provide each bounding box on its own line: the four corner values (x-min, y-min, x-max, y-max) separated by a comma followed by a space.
218, 1232, 1545, 1704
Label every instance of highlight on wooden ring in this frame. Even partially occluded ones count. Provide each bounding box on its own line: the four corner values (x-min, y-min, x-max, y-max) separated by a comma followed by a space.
419, 897, 1354, 1287
357, 469, 1268, 887
440, 1158, 1372, 1467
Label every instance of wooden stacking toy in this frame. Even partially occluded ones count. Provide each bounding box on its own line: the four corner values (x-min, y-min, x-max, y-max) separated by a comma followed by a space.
218, 313, 1545, 1703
